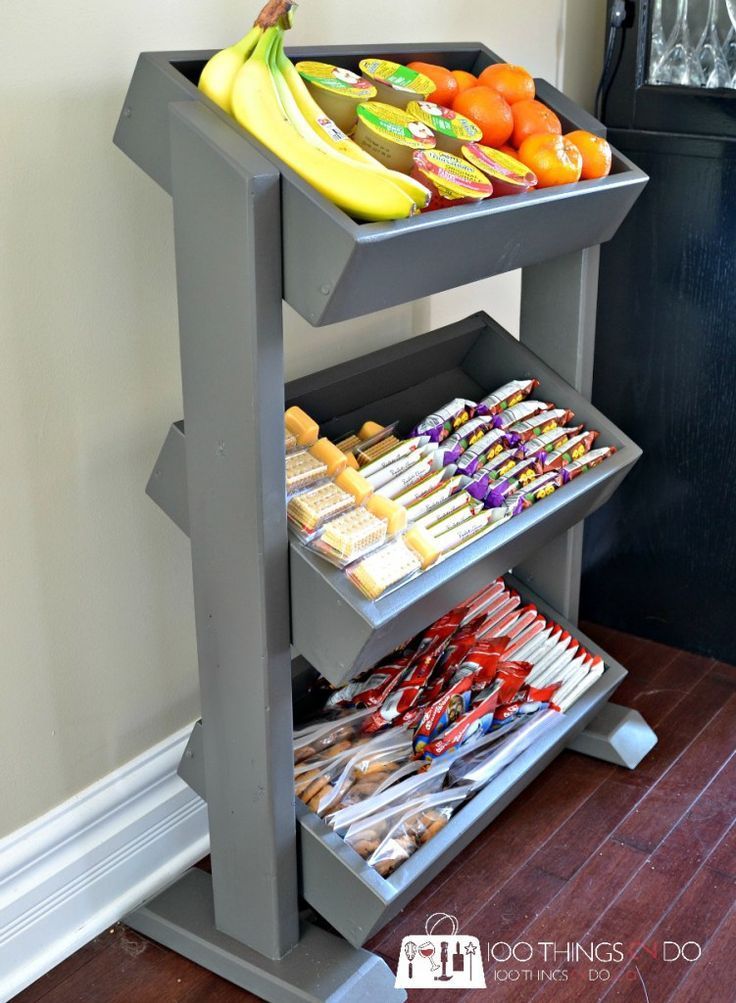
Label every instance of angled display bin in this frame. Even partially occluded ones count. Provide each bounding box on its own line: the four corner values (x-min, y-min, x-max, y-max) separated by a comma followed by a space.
177, 579, 629, 948
114, 36, 655, 1003
286, 312, 641, 683
295, 578, 627, 947
114, 43, 648, 326
144, 311, 641, 685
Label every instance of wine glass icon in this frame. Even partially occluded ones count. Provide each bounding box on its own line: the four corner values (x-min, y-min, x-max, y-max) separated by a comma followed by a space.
419, 941, 440, 972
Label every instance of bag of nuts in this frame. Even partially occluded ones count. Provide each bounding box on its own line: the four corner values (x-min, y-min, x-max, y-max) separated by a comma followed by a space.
308, 728, 415, 818
294, 744, 364, 813
365, 789, 469, 877
326, 762, 445, 833
293, 707, 373, 765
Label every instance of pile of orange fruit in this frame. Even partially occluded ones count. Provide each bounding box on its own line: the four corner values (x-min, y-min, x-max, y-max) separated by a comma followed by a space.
406, 60, 612, 189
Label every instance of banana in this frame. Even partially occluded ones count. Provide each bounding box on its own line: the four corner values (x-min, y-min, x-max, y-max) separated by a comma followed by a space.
270, 46, 432, 212
231, 28, 418, 222
199, 26, 263, 114
274, 38, 431, 209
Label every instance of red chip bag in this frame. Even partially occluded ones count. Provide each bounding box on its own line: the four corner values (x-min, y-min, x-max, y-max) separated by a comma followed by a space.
327, 655, 411, 708
422, 679, 503, 760
364, 609, 464, 731
494, 661, 533, 704
451, 637, 509, 690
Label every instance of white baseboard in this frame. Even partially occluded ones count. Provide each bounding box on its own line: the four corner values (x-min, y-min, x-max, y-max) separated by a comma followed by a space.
0, 725, 209, 1002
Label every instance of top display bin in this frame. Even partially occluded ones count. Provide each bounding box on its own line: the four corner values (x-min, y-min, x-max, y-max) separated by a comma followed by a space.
113, 42, 648, 327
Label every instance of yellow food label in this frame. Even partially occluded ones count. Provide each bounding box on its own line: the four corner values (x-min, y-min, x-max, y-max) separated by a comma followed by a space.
359, 58, 436, 96
356, 102, 436, 148
462, 143, 532, 177
407, 101, 482, 142
296, 61, 377, 100
413, 150, 494, 200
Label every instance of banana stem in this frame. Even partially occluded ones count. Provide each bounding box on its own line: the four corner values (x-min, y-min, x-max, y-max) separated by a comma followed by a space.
255, 0, 296, 29
233, 25, 262, 55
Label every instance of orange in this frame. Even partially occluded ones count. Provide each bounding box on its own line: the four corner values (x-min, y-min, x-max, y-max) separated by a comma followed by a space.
453, 86, 513, 148
451, 69, 479, 97
565, 130, 612, 180
510, 99, 562, 150
479, 63, 535, 105
498, 144, 519, 158
406, 62, 458, 108
517, 133, 583, 188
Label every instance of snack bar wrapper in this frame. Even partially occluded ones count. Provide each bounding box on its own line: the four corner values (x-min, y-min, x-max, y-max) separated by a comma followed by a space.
516, 423, 584, 460
540, 429, 599, 473
484, 456, 543, 508
493, 400, 553, 431
475, 378, 540, 417
450, 638, 508, 690
422, 624, 507, 703
453, 427, 509, 477
433, 417, 495, 467
493, 661, 534, 704
462, 449, 525, 501
509, 470, 563, 508
411, 398, 476, 443
506, 407, 575, 443
562, 446, 616, 483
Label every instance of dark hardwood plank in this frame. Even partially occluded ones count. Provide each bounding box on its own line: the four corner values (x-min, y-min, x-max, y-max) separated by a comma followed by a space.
33, 927, 215, 1003
465, 840, 645, 1003
12, 926, 121, 1003
177, 972, 260, 1002
668, 904, 736, 1003
614, 696, 736, 853
528, 757, 736, 1000
604, 824, 736, 1002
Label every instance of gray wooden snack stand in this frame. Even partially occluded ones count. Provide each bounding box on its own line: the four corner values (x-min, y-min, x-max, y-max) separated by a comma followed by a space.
114, 42, 657, 1003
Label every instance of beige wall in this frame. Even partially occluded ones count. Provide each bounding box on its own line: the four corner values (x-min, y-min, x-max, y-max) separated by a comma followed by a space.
0, 1, 604, 837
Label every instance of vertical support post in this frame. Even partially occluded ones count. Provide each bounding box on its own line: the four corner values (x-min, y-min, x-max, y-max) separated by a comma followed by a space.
517, 246, 601, 621
167, 101, 299, 959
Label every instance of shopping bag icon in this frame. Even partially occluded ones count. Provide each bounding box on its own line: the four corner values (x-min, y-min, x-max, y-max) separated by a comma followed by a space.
394, 913, 486, 989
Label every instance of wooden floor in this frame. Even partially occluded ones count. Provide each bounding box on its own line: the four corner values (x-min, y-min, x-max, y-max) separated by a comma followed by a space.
15, 626, 736, 1003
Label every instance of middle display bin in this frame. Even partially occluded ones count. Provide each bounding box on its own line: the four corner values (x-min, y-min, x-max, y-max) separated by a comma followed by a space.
286, 311, 641, 686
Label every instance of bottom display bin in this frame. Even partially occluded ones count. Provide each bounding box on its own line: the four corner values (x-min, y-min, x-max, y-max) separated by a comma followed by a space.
295, 578, 626, 948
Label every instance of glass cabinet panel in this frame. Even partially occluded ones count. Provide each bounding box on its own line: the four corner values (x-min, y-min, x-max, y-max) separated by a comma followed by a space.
647, 0, 735, 87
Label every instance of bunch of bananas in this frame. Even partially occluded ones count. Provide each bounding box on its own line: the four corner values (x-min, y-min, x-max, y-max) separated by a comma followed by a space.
198, 1, 430, 221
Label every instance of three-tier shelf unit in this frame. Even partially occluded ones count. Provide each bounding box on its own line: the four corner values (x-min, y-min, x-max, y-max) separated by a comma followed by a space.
114, 41, 658, 1003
